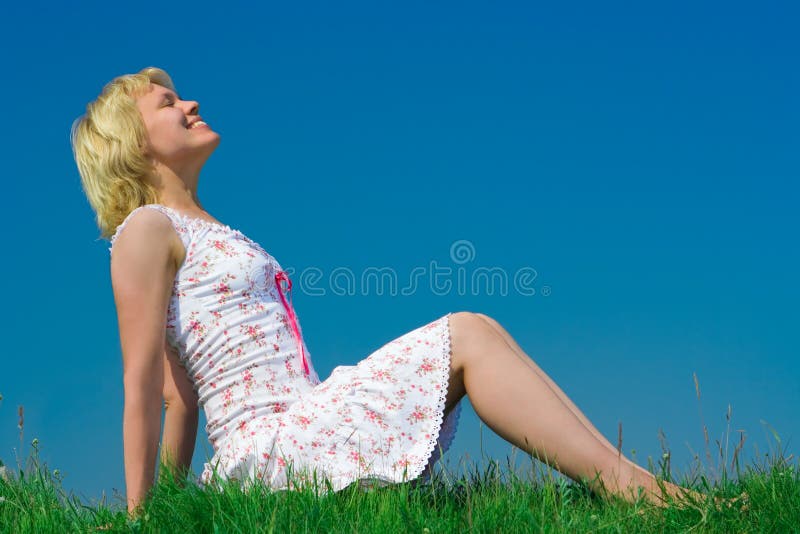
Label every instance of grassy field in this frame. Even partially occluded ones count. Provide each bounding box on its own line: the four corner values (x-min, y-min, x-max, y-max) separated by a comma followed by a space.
2, 383, 799, 533
0, 433, 797, 533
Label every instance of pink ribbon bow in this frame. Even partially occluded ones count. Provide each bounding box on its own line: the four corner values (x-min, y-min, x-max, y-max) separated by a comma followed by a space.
274, 270, 310, 376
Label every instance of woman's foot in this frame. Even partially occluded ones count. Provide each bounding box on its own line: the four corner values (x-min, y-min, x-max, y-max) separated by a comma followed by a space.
713, 491, 750, 512
669, 489, 750, 513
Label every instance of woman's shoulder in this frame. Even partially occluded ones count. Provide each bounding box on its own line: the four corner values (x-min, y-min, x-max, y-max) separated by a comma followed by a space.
107, 206, 186, 302
108, 204, 188, 258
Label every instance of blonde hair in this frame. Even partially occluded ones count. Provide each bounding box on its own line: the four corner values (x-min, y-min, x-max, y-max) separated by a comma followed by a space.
71, 67, 176, 239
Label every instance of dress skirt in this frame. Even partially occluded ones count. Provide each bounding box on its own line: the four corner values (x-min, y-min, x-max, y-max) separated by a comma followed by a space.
199, 312, 462, 493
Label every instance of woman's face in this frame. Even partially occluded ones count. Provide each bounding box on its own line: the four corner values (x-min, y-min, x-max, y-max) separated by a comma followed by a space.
135, 83, 220, 173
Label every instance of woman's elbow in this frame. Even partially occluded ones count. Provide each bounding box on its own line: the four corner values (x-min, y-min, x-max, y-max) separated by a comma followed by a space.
164, 396, 200, 412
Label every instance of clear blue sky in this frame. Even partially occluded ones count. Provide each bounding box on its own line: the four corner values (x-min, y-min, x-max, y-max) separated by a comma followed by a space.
0, 1, 797, 506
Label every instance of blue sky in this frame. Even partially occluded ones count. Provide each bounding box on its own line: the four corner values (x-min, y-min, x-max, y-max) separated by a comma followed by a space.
0, 1, 797, 506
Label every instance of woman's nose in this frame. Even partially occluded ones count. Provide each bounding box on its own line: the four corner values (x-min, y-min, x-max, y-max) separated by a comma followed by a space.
181, 99, 200, 115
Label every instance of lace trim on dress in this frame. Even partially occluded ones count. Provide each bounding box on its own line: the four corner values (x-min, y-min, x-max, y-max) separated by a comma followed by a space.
151, 205, 245, 238
150, 205, 276, 260
406, 311, 460, 484
109, 204, 277, 272
107, 203, 248, 250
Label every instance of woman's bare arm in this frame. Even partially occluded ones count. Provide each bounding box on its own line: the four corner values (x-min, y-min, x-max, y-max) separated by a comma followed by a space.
160, 343, 199, 479
110, 210, 181, 515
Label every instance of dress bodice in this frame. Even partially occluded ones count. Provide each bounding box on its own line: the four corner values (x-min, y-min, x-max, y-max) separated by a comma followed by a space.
109, 204, 320, 449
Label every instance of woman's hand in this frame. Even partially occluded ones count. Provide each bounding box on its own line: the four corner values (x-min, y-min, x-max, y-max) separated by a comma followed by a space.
111, 208, 183, 514
160, 343, 199, 480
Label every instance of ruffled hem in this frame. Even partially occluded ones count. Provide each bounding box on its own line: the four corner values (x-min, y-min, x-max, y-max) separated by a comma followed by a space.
308, 312, 463, 491
407, 312, 461, 483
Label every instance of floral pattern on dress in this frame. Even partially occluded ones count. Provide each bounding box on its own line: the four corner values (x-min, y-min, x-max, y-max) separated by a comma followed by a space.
109, 204, 462, 493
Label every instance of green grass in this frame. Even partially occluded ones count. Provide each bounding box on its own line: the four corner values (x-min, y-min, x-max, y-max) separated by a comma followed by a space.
1, 436, 798, 533
3, 383, 799, 533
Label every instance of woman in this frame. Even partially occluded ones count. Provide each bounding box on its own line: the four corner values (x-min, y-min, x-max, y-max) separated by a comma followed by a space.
72, 67, 702, 516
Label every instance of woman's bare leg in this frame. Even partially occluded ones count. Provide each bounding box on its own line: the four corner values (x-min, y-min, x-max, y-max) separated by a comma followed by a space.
472, 313, 622, 457
443, 311, 695, 506
472, 313, 673, 498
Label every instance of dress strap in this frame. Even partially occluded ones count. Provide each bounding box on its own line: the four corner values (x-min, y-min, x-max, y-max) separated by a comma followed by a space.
108, 204, 191, 256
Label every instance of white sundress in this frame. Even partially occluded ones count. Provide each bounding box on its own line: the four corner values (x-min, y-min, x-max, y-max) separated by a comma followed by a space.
109, 204, 462, 493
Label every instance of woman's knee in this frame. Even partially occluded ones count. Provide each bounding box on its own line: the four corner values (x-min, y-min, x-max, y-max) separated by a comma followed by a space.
453, 311, 498, 332
473, 312, 497, 326
449, 311, 500, 368
450, 311, 486, 332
